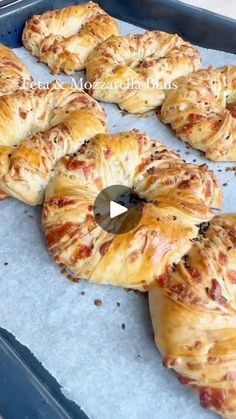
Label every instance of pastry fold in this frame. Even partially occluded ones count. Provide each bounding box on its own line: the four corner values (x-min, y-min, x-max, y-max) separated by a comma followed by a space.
161, 66, 236, 161
0, 82, 107, 205
149, 214, 236, 418
43, 131, 222, 289
22, 2, 119, 74
86, 31, 201, 113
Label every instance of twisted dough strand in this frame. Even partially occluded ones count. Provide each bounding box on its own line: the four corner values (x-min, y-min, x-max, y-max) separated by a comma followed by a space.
22, 2, 119, 74
86, 31, 201, 113
161, 66, 236, 161
0, 43, 31, 95
0, 43, 31, 200
43, 131, 222, 289
0, 83, 107, 205
149, 214, 236, 418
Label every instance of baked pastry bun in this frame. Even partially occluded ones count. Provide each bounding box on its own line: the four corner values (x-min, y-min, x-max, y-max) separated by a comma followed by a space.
43, 131, 222, 289
0, 82, 107, 205
149, 214, 236, 418
161, 66, 236, 161
0, 43, 31, 200
86, 31, 201, 113
0, 43, 31, 95
22, 2, 119, 74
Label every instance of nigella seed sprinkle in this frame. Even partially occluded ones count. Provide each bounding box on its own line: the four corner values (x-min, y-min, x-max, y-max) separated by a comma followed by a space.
147, 167, 156, 174
199, 221, 210, 235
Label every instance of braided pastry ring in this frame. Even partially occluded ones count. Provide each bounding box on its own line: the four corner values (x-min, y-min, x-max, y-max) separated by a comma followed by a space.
0, 43, 31, 200
86, 31, 201, 113
161, 66, 236, 161
0, 43, 31, 95
149, 214, 236, 418
22, 2, 119, 74
0, 82, 107, 205
43, 131, 222, 289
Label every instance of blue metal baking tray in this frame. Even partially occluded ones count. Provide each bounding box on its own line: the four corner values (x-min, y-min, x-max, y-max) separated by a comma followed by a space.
0, 1, 235, 418
0, 328, 87, 418
1, 0, 236, 52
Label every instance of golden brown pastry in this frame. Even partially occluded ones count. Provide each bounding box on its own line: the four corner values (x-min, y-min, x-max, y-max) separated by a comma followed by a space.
86, 31, 201, 113
0, 43, 31, 200
0, 43, 31, 95
42, 131, 222, 289
22, 2, 119, 74
149, 214, 236, 418
0, 82, 107, 205
161, 66, 236, 161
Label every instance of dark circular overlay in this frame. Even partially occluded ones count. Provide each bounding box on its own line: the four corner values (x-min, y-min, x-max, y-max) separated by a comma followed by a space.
93, 185, 144, 234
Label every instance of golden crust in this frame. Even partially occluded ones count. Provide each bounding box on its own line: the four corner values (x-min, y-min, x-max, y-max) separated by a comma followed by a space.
42, 131, 222, 290
161, 66, 236, 161
22, 2, 119, 74
0, 43, 31, 199
86, 31, 201, 113
0, 82, 107, 205
0, 43, 31, 95
149, 214, 236, 418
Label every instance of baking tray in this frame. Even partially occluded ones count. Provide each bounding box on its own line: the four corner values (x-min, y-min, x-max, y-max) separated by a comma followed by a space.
0, 328, 86, 418
1, 0, 236, 52
0, 1, 235, 419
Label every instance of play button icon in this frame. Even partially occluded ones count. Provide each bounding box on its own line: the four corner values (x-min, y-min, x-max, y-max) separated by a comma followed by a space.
93, 185, 144, 234
110, 201, 128, 218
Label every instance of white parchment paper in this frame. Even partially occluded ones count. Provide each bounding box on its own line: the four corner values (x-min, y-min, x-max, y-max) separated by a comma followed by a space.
0, 20, 236, 419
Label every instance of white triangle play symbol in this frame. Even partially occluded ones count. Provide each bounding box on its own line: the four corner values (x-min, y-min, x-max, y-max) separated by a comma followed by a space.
110, 200, 128, 219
